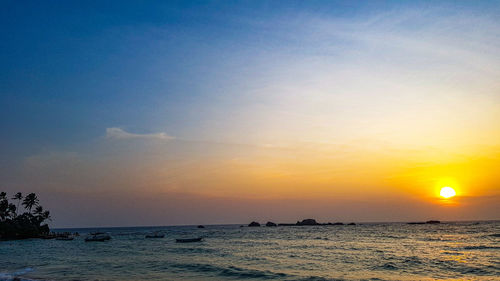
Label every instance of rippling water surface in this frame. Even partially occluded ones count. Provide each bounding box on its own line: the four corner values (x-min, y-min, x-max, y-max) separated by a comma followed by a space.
1, 221, 499, 280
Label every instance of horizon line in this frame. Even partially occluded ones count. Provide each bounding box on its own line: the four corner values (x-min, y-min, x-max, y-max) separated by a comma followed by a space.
52, 219, 500, 230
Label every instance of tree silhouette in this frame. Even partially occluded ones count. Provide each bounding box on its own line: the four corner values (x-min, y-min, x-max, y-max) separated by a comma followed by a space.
33, 205, 43, 216
12, 192, 23, 212
42, 210, 51, 222
8, 204, 16, 217
22, 193, 39, 213
0, 194, 8, 221
33, 205, 50, 223
1, 192, 51, 240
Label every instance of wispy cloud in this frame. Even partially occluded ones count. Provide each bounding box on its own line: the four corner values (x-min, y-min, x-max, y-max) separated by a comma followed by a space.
105, 127, 174, 140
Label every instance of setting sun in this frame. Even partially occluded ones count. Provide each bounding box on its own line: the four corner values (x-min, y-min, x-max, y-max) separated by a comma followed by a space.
440, 187, 456, 199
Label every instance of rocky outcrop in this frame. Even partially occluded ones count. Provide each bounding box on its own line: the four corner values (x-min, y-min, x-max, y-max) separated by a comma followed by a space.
296, 219, 318, 226
246, 218, 352, 227
408, 220, 441, 225
248, 221, 261, 227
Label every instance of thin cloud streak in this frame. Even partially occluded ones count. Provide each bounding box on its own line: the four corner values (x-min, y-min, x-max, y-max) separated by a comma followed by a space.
105, 127, 174, 141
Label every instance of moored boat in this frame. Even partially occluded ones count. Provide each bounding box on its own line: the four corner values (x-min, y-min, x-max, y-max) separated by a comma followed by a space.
85, 232, 111, 242
175, 237, 202, 243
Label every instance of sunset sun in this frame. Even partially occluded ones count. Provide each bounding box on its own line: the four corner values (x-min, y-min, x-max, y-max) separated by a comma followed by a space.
440, 187, 456, 199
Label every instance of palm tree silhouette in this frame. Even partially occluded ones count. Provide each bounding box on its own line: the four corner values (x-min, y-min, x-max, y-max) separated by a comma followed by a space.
33, 206, 51, 221
22, 193, 39, 213
42, 210, 51, 221
33, 205, 43, 215
0, 191, 52, 239
33, 205, 46, 222
0, 192, 8, 221
11, 192, 23, 216
8, 203, 17, 218
12, 192, 23, 208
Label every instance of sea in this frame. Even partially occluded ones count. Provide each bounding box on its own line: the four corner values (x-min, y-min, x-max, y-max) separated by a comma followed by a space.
1, 221, 499, 280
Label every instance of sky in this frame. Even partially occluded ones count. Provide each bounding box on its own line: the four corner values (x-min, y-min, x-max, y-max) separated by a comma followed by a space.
1, 1, 499, 227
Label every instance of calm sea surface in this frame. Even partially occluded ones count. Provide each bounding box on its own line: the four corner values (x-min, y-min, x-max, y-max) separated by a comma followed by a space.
1, 221, 499, 280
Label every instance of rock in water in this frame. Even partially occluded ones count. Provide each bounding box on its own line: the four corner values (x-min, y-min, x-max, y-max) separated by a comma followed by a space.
297, 219, 318, 226
248, 221, 261, 227
265, 221, 277, 227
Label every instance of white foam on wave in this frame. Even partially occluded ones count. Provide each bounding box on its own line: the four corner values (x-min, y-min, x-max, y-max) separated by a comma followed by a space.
0, 267, 36, 281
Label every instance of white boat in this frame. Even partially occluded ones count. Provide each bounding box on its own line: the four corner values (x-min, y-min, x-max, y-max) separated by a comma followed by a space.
85, 232, 111, 242
176, 237, 202, 243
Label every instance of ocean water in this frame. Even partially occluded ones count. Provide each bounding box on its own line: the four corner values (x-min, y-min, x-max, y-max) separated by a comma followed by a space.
1, 221, 499, 280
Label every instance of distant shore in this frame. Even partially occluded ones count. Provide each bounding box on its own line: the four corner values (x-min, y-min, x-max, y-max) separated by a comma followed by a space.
244, 218, 446, 228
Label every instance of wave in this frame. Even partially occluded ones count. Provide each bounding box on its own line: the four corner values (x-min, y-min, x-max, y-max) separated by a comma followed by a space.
171, 263, 350, 281
463, 245, 500, 250
220, 265, 288, 279
421, 238, 448, 241
455, 265, 497, 275
374, 262, 398, 270
432, 259, 499, 276
168, 246, 219, 254
402, 256, 422, 265
314, 237, 329, 240
0, 278, 40, 281
441, 251, 464, 255
0, 268, 39, 281
171, 262, 290, 279
297, 277, 345, 281
382, 235, 404, 239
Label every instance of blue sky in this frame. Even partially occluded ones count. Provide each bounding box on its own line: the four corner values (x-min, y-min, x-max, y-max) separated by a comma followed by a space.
1, 1, 499, 226
3, 0, 498, 151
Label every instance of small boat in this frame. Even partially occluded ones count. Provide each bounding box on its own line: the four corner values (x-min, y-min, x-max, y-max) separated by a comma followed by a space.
85, 232, 111, 242
176, 237, 203, 243
56, 236, 74, 241
145, 232, 165, 238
